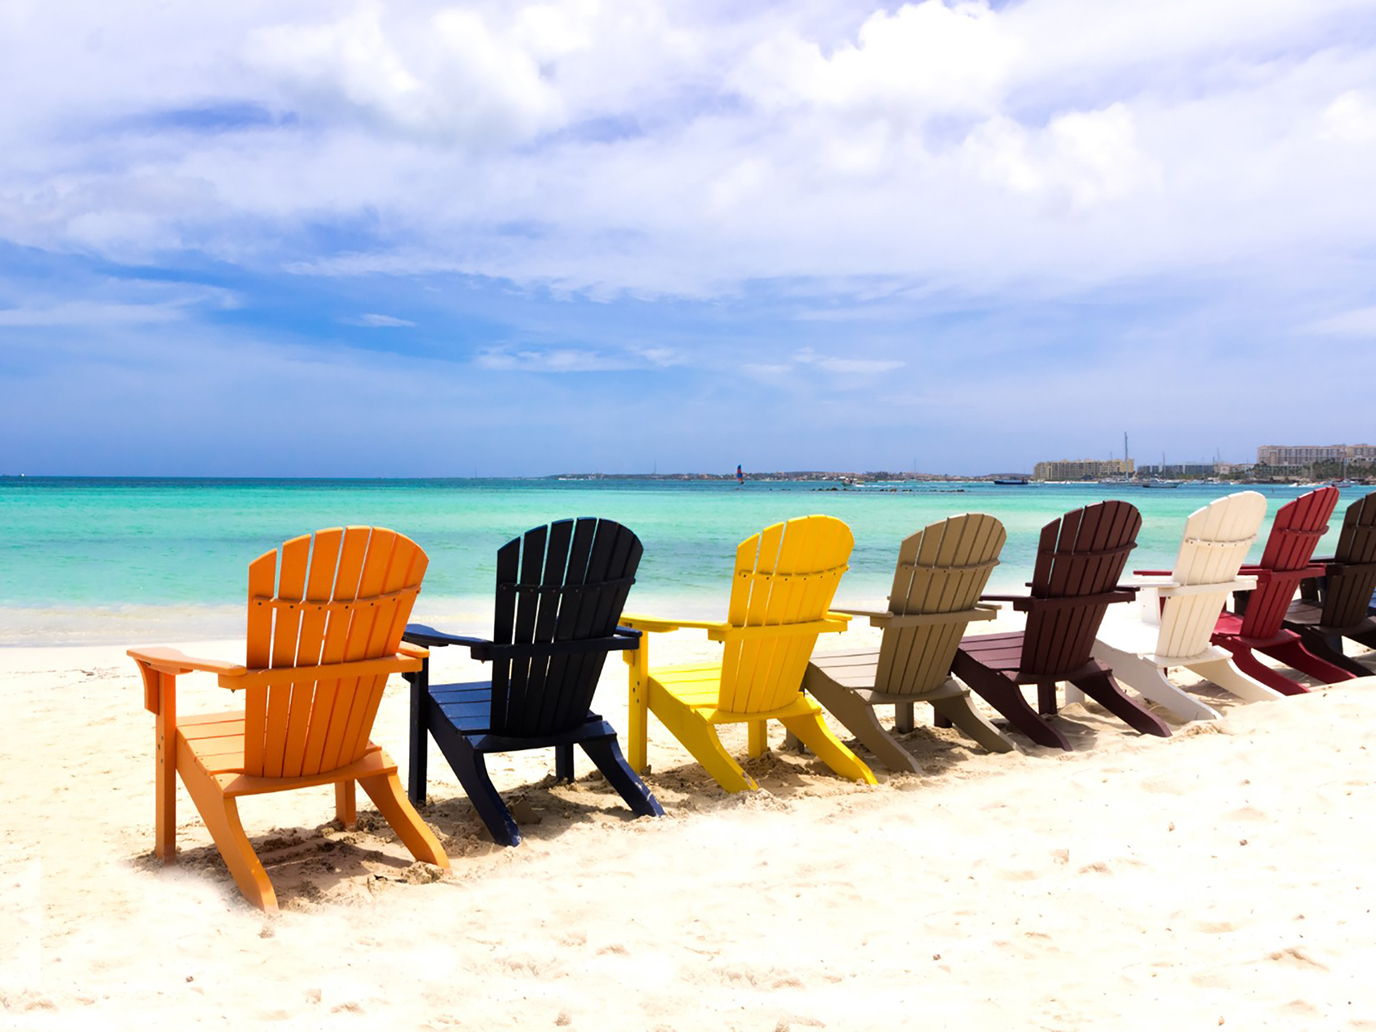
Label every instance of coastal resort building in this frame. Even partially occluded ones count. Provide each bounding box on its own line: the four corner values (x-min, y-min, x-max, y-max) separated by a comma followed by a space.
1256, 444, 1376, 474
1032, 458, 1135, 482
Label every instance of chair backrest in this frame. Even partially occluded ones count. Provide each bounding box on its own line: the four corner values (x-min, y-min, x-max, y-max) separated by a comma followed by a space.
718, 515, 853, 714
1153, 491, 1267, 659
490, 518, 642, 737
1238, 486, 1340, 638
876, 513, 1006, 697
1320, 491, 1376, 628
244, 527, 427, 780
1022, 500, 1141, 676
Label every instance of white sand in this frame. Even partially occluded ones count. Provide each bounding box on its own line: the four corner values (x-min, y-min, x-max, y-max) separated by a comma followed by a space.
4, 619, 1376, 1030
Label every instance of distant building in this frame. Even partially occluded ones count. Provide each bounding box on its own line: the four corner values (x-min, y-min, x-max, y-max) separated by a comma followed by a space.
1137, 463, 1218, 477
1033, 458, 1134, 481
1257, 444, 1376, 468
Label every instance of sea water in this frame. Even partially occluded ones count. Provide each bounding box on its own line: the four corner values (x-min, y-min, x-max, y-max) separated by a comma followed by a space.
0, 477, 1355, 646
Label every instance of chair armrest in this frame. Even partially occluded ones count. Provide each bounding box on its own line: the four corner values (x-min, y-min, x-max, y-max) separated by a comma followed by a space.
835, 604, 998, 628
403, 623, 490, 650
127, 646, 247, 678
1123, 575, 1259, 597
984, 590, 1136, 612
620, 613, 848, 641
620, 615, 730, 635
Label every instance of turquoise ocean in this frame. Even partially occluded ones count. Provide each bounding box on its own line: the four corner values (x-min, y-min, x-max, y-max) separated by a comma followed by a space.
0, 477, 1358, 646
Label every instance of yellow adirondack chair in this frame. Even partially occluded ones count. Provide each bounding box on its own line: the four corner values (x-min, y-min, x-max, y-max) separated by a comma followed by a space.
128, 527, 450, 911
621, 515, 877, 792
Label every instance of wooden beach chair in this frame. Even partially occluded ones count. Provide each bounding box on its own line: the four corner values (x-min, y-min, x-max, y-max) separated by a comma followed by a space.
951, 500, 1171, 750
1209, 486, 1350, 695
127, 527, 449, 912
1279, 490, 1376, 676
1089, 491, 1285, 722
401, 518, 662, 846
621, 515, 877, 792
802, 513, 1014, 772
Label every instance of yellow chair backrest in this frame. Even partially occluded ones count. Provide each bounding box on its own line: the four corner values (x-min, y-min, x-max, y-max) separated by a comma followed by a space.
718, 515, 853, 713
242, 526, 428, 779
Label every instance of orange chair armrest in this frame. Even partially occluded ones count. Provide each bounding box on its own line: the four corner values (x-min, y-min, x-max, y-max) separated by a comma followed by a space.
127, 646, 246, 678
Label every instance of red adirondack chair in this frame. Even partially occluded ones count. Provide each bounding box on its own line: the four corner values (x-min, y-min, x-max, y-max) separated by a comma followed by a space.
1277, 490, 1376, 678
951, 500, 1171, 750
1211, 486, 1350, 695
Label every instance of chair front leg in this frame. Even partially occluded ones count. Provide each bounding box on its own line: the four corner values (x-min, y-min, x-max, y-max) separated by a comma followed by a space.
624, 643, 651, 773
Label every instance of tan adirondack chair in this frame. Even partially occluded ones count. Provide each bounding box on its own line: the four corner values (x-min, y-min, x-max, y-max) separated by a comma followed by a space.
802, 514, 1014, 772
128, 527, 450, 911
1088, 492, 1284, 722
621, 515, 877, 792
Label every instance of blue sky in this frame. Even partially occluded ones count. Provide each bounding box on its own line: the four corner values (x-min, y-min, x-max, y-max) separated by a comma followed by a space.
2, 0, 1375, 476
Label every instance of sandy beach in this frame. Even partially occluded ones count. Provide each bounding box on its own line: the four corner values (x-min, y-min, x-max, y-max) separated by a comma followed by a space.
5, 614, 1376, 1030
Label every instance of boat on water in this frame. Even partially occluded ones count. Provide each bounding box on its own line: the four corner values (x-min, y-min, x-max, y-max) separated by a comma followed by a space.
1138, 478, 1182, 489
993, 477, 1030, 486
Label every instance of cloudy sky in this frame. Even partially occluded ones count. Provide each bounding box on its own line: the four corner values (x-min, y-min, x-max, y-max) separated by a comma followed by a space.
2, 0, 1374, 476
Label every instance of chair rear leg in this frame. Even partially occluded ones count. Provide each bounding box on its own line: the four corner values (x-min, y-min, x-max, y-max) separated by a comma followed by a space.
178, 766, 277, 912
1292, 628, 1373, 678
1188, 657, 1284, 705
804, 672, 919, 773
580, 737, 665, 818
952, 653, 1070, 750
1090, 641, 1220, 722
358, 771, 451, 869
1261, 638, 1357, 684
929, 691, 1016, 753
429, 718, 521, 846
1219, 643, 1310, 696
778, 710, 878, 785
1069, 670, 1171, 738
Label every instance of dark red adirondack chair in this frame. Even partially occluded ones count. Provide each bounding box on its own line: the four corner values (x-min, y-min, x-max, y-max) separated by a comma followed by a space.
1211, 486, 1350, 695
402, 518, 663, 846
1278, 491, 1376, 677
951, 501, 1171, 750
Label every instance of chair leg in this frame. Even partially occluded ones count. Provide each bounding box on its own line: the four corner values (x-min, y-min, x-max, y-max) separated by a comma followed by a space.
1069, 669, 1171, 738
1090, 641, 1220, 722
1188, 657, 1285, 705
580, 737, 665, 818
928, 691, 1016, 753
555, 743, 575, 782
357, 771, 451, 869
1261, 638, 1357, 685
178, 764, 277, 912
747, 720, 769, 758
1291, 628, 1373, 678
1218, 642, 1310, 696
429, 718, 521, 846
895, 702, 916, 733
335, 781, 357, 827
650, 682, 757, 792
952, 653, 1071, 751
778, 708, 878, 785
405, 666, 429, 806
804, 673, 920, 774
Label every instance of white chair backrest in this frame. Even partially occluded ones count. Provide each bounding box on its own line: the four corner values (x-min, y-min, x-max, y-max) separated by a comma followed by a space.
1155, 491, 1267, 658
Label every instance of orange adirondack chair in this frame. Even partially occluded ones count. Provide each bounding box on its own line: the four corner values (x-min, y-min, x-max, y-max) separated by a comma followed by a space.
128, 527, 450, 911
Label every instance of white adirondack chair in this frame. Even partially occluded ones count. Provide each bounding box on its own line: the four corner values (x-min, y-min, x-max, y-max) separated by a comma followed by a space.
1084, 491, 1285, 722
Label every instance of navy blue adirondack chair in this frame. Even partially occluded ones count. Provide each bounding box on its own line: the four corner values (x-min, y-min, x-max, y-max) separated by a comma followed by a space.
402, 518, 663, 845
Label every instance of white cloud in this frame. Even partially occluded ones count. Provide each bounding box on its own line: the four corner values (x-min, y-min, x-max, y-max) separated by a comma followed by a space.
346, 312, 415, 327
0, 0, 1374, 304
1308, 306, 1376, 338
